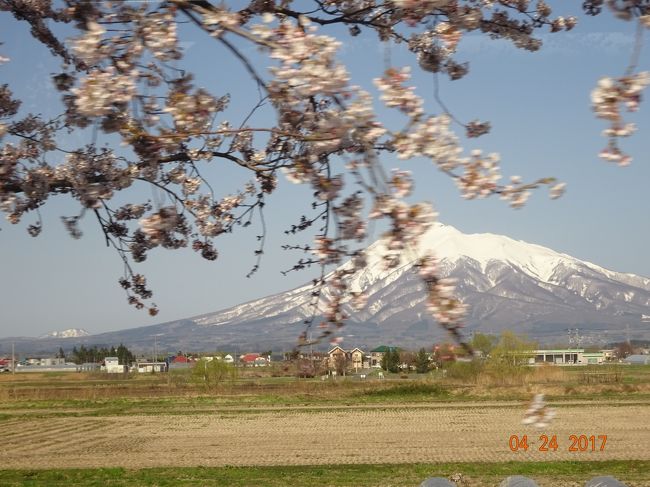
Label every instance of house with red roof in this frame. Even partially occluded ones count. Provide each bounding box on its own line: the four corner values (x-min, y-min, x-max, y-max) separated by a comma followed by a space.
239, 353, 269, 367
0, 358, 11, 372
168, 354, 193, 370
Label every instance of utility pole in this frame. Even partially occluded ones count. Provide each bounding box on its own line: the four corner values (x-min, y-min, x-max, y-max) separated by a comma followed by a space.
11, 342, 15, 375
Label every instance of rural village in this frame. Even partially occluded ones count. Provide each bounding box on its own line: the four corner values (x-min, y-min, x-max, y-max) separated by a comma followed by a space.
2, 338, 649, 375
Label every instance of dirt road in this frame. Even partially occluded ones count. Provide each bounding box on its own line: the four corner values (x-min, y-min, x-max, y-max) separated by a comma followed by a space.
1, 402, 648, 469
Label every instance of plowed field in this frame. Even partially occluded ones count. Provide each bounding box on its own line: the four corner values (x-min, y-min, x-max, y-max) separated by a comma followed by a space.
1, 401, 648, 470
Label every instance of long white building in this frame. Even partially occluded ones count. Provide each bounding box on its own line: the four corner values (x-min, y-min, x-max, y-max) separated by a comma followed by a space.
528, 349, 606, 366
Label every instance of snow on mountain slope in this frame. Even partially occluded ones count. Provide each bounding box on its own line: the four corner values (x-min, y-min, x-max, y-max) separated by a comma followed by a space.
10, 223, 648, 352
188, 222, 650, 346
40, 328, 90, 339
352, 223, 650, 291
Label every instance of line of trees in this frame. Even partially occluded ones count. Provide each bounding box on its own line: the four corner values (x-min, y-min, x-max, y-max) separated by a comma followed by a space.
69, 344, 135, 365
375, 331, 537, 375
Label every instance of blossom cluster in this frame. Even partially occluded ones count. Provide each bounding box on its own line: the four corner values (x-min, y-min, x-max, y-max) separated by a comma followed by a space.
606, 1, 650, 21
370, 197, 438, 269
140, 9, 180, 61
374, 68, 423, 118
410, 29, 467, 79
251, 18, 350, 104
394, 114, 461, 164
374, 67, 564, 210
165, 86, 228, 133
592, 72, 650, 165
334, 193, 366, 241
72, 67, 137, 118
465, 120, 491, 138
72, 21, 110, 66
417, 255, 467, 328
389, 170, 414, 198
139, 207, 181, 245
314, 270, 352, 344
455, 150, 501, 200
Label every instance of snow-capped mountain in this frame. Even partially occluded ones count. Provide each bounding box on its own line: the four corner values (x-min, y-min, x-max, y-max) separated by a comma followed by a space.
5, 223, 649, 353
40, 328, 90, 339
186, 223, 650, 348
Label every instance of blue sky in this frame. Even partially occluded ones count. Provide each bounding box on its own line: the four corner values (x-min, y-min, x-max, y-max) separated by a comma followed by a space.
1, 3, 649, 338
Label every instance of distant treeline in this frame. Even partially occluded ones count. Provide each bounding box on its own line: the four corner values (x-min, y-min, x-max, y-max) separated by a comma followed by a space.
66, 344, 135, 365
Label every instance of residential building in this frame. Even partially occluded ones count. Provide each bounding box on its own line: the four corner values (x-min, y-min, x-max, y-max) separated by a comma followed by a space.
327, 346, 346, 365
349, 348, 365, 371
80, 362, 101, 372
104, 356, 125, 373
0, 358, 10, 372
167, 355, 193, 370
40, 357, 65, 367
240, 353, 269, 366
369, 346, 397, 368
600, 349, 616, 361
136, 361, 168, 373
327, 346, 368, 371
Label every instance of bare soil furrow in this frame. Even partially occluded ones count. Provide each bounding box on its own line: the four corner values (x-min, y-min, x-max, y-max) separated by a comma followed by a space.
1, 404, 648, 469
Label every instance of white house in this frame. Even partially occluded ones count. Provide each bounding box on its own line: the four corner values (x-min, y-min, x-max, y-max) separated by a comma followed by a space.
40, 357, 65, 366
104, 356, 125, 373
136, 361, 167, 373
528, 349, 606, 366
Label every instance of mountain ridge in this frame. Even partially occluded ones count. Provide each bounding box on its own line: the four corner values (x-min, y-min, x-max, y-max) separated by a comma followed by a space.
39, 328, 90, 339
3, 223, 650, 353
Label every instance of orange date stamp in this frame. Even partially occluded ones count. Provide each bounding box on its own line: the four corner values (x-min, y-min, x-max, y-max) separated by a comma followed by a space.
509, 434, 608, 452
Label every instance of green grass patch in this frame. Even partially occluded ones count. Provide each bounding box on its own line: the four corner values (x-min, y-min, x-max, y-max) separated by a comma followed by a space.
0, 461, 647, 486
360, 382, 449, 400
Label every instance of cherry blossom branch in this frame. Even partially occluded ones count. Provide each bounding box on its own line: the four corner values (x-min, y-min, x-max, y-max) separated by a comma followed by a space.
1, 0, 644, 351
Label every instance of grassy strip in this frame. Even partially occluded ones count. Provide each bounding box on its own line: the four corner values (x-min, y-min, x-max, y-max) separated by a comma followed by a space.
361, 382, 450, 399
0, 394, 650, 422
4, 390, 650, 409
0, 461, 647, 486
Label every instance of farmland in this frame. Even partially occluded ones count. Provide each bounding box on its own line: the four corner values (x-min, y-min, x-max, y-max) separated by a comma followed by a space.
0, 367, 649, 486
